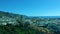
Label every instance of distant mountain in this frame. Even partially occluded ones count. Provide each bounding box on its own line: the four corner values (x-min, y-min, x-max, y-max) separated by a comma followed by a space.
29, 16, 60, 18
0, 11, 21, 18
40, 16, 60, 18
0, 11, 28, 18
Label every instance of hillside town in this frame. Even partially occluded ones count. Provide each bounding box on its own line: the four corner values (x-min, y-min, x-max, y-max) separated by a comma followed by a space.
0, 11, 60, 34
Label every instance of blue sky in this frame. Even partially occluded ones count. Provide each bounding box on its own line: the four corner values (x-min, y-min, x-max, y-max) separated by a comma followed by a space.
0, 0, 60, 16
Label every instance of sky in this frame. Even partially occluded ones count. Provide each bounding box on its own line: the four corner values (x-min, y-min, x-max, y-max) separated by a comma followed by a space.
0, 0, 60, 16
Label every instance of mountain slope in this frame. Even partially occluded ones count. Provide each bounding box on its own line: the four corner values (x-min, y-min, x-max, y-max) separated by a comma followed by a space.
0, 11, 60, 34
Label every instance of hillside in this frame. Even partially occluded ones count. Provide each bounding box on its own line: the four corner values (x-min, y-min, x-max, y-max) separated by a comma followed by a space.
0, 11, 60, 34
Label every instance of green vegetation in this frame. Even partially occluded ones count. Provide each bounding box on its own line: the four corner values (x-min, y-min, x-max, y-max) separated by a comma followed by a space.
0, 24, 54, 34
0, 24, 36, 34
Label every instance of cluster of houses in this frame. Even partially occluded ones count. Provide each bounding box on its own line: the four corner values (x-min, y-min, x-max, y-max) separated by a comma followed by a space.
0, 16, 18, 25
0, 15, 60, 28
